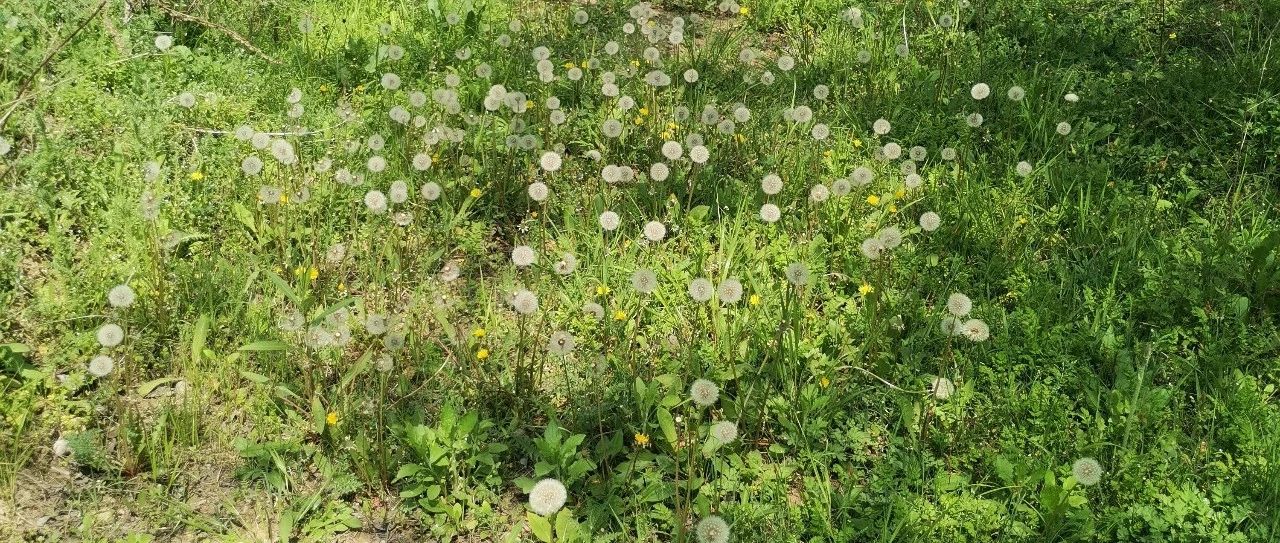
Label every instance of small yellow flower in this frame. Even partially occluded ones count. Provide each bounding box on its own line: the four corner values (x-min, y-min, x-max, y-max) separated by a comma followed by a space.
630, 59, 640, 67
612, 310, 627, 321
473, 327, 487, 338
355, 84, 365, 93
1168, 32, 1177, 40
820, 376, 831, 388
866, 195, 881, 206
859, 283, 874, 296
580, 60, 588, 69
1017, 216, 1028, 225
525, 100, 534, 110
470, 187, 482, 198
531, 211, 539, 218
633, 116, 645, 125
749, 293, 761, 306
294, 266, 305, 277
273, 265, 283, 274
596, 285, 611, 296
634, 433, 651, 447
853, 138, 863, 148
279, 192, 289, 204
823, 149, 833, 158
661, 131, 673, 139
666, 122, 678, 130
308, 267, 319, 281
476, 348, 490, 360
563, 62, 576, 70
189, 171, 204, 181
319, 84, 329, 93
326, 411, 338, 426
894, 188, 906, 199
337, 281, 347, 292
739, 6, 750, 15
734, 133, 746, 143
888, 204, 897, 213
639, 107, 649, 116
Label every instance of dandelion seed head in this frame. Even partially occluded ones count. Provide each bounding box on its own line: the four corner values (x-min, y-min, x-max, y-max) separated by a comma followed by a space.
690, 378, 720, 407
97, 323, 124, 348
108, 284, 136, 308
512, 245, 537, 267
1073, 457, 1103, 486
696, 515, 730, 543
919, 211, 941, 232
528, 478, 568, 516
88, 355, 114, 377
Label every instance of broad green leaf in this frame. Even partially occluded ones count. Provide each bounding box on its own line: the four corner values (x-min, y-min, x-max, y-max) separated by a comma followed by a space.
555, 509, 580, 542
239, 370, 270, 384
311, 395, 326, 435
527, 512, 553, 543
190, 313, 210, 365
657, 408, 677, 445
138, 377, 179, 397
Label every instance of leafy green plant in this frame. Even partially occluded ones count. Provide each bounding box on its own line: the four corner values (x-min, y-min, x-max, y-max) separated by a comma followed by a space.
393, 405, 506, 524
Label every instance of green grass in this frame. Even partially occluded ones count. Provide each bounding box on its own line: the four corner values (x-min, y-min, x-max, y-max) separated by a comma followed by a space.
2, 0, 1279, 541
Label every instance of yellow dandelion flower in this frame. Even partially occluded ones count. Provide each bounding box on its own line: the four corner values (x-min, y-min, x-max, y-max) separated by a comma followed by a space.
612, 310, 627, 321
596, 285, 611, 296
294, 266, 305, 277
734, 133, 746, 143
633, 116, 645, 125
634, 433, 651, 447
563, 62, 576, 70
853, 138, 863, 148
749, 293, 761, 306
739, 6, 750, 15
631, 59, 640, 67
580, 60, 588, 69
894, 188, 906, 199
308, 267, 319, 281
666, 122, 678, 130
639, 107, 650, 116
823, 149, 833, 158
866, 195, 881, 206
473, 327, 486, 338
319, 84, 328, 93
820, 376, 831, 388
661, 131, 673, 139
470, 187, 482, 198
476, 347, 490, 360
337, 281, 347, 292
279, 192, 289, 204
326, 411, 338, 425
1018, 216, 1028, 225
859, 283, 874, 296
189, 171, 204, 181
888, 204, 897, 213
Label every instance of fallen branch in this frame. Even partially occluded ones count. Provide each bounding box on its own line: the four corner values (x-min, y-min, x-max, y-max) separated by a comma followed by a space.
154, 1, 281, 65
